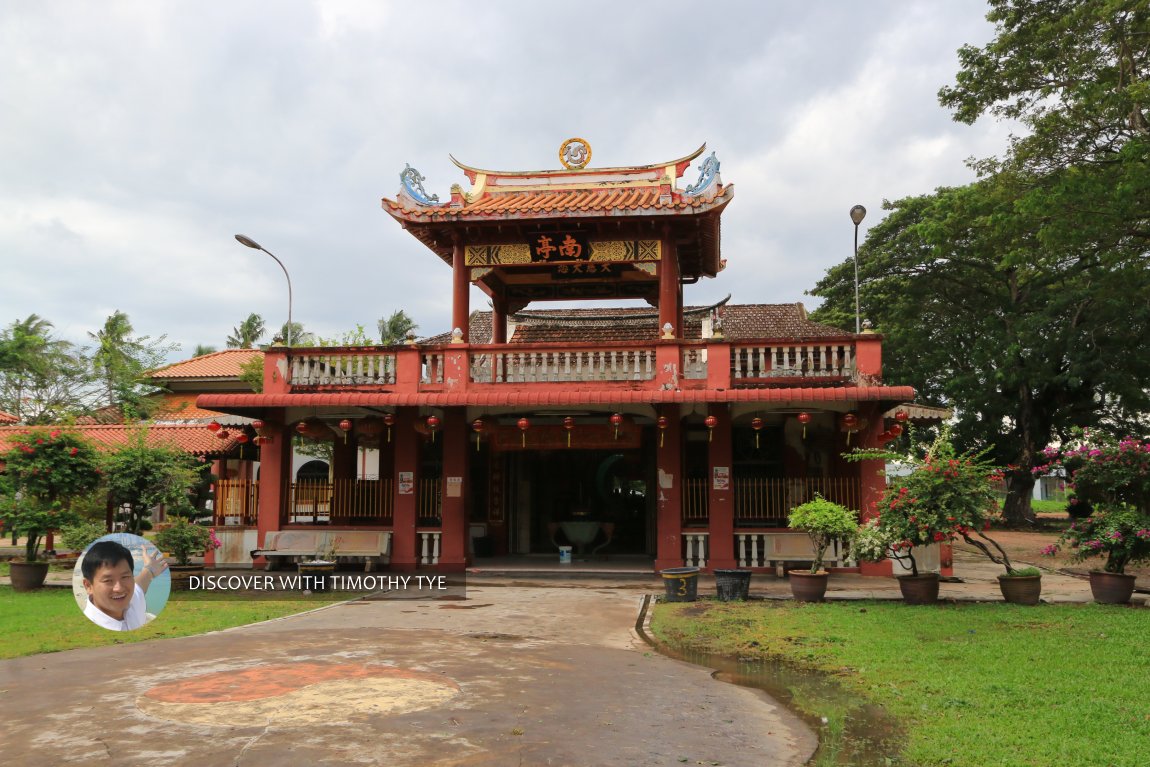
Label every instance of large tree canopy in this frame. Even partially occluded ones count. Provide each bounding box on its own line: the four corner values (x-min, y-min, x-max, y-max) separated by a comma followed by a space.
812, 1, 1150, 525
88, 310, 176, 416
0, 315, 93, 424
811, 171, 1150, 525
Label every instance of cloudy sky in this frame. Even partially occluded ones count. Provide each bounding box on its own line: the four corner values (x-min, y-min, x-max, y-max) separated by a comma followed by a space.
1, 1, 1013, 359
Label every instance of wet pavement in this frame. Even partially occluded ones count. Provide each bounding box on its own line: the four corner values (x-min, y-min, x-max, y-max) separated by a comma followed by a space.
2, 554, 1143, 767
0, 586, 815, 767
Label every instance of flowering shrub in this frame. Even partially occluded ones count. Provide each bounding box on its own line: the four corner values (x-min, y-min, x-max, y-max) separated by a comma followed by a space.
849, 429, 1014, 575
1038, 430, 1150, 573
0, 429, 102, 561
153, 518, 221, 566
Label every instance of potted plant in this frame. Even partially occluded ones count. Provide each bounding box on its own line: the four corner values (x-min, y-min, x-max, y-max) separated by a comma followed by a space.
0, 429, 102, 590
850, 429, 1004, 604
298, 535, 341, 592
1039, 430, 1150, 604
154, 518, 221, 590
786, 495, 858, 602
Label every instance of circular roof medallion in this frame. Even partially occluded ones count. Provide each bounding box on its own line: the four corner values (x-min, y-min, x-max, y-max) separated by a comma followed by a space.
559, 137, 592, 170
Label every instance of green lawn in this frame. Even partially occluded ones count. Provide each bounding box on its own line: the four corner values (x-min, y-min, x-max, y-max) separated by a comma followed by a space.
0, 585, 343, 659
651, 600, 1150, 767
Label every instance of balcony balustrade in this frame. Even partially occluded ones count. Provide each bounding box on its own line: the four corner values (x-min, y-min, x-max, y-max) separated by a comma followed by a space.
267, 336, 870, 393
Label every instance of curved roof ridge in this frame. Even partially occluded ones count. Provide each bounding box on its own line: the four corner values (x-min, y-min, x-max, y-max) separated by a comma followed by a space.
449, 143, 706, 178
512, 295, 731, 323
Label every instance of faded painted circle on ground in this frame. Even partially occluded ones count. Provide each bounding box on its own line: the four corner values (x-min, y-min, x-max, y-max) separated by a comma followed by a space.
137, 662, 461, 726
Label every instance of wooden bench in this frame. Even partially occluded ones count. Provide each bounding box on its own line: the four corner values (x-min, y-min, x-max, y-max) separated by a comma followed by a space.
735, 531, 850, 576
250, 530, 392, 572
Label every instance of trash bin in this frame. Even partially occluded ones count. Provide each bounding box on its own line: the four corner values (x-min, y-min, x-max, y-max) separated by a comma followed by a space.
558, 546, 573, 564
660, 567, 700, 602
714, 569, 752, 601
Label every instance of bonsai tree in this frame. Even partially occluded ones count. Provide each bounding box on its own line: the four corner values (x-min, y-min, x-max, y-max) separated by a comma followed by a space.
154, 517, 220, 566
849, 428, 1015, 576
0, 429, 102, 562
787, 495, 857, 573
101, 427, 201, 534
1038, 430, 1150, 574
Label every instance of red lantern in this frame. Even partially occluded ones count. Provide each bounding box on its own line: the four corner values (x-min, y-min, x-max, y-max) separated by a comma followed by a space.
842, 413, 859, 445
888, 423, 903, 437
517, 417, 530, 447
338, 418, 352, 444
797, 411, 812, 439
656, 415, 668, 448
704, 414, 717, 442
252, 419, 265, 432
895, 410, 909, 423
610, 412, 624, 440
236, 433, 249, 443
751, 416, 764, 448
296, 421, 308, 434
207, 421, 221, 433
563, 416, 575, 447
426, 415, 440, 443
383, 412, 395, 443
472, 418, 485, 451
218, 430, 230, 440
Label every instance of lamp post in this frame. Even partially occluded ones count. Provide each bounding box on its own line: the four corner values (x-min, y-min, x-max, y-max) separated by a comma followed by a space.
235, 234, 293, 346
849, 205, 867, 334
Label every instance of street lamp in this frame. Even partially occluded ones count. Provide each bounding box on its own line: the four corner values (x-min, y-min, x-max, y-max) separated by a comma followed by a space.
849, 205, 867, 334
235, 234, 294, 346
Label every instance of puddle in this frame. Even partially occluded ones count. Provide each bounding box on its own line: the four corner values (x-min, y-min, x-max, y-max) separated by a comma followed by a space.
438, 603, 493, 610
640, 601, 905, 766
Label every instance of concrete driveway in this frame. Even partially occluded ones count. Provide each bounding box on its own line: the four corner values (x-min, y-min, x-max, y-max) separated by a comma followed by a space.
0, 585, 815, 767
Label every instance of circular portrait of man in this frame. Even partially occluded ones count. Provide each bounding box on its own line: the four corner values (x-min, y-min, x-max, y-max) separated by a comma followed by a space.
72, 533, 171, 631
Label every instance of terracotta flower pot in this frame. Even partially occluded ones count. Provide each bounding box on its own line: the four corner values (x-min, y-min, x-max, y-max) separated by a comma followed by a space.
9, 561, 51, 592
897, 573, 940, 605
998, 574, 1042, 605
788, 570, 829, 602
1088, 571, 1136, 605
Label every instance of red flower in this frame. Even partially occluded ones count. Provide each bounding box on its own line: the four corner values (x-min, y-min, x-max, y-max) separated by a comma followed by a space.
69, 447, 79, 456
933, 532, 946, 542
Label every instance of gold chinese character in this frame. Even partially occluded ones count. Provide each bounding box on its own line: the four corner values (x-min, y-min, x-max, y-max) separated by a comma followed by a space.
534, 235, 557, 260
558, 235, 582, 259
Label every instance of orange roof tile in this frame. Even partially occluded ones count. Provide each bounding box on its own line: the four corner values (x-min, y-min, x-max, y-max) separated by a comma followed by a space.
0, 424, 244, 457
149, 392, 238, 422
0, 410, 19, 424
148, 349, 261, 380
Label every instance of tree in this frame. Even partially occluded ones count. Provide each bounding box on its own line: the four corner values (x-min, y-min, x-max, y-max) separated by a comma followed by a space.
88, 311, 176, 417
225, 313, 265, 349
193, 344, 217, 357
0, 429, 102, 561
274, 321, 312, 346
101, 428, 201, 534
810, 173, 1150, 526
0, 315, 94, 424
378, 310, 418, 345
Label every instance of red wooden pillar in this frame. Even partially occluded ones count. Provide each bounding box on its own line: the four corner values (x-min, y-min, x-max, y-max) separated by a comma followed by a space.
452, 237, 470, 343
438, 409, 469, 572
857, 403, 893, 576
655, 405, 684, 572
658, 227, 680, 338
706, 404, 736, 570
491, 293, 507, 345
254, 416, 291, 569
390, 408, 420, 572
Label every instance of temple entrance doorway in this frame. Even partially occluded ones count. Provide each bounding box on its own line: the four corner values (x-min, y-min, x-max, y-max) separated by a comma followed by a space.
506, 447, 653, 557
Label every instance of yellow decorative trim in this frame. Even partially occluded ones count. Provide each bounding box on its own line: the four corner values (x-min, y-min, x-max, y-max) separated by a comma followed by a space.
559, 138, 592, 170
632, 262, 657, 276
587, 240, 661, 262
449, 143, 705, 178
465, 245, 532, 266
470, 267, 493, 281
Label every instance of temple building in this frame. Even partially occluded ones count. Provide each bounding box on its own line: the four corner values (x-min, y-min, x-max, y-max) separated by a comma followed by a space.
198, 140, 921, 575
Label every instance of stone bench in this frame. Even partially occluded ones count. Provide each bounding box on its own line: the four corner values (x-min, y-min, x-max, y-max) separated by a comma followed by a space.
251, 530, 392, 572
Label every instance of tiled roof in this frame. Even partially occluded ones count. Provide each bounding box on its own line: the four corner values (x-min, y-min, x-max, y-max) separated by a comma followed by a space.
383, 186, 732, 221
149, 392, 240, 422
199, 386, 917, 411
148, 349, 261, 380
0, 424, 244, 457
0, 410, 19, 424
422, 304, 850, 345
